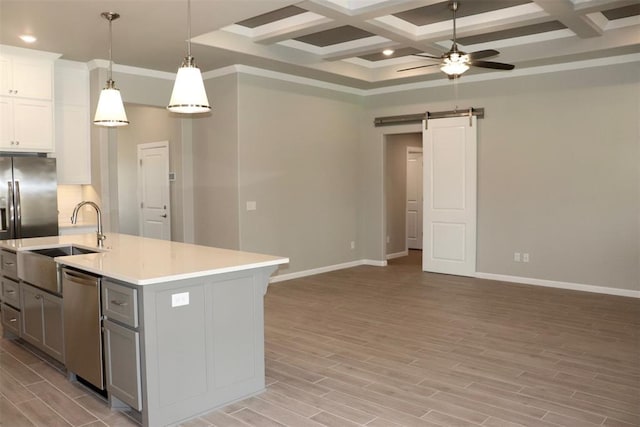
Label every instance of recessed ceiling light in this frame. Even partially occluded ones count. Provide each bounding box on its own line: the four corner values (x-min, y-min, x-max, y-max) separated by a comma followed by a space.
19, 34, 37, 43
382, 49, 394, 56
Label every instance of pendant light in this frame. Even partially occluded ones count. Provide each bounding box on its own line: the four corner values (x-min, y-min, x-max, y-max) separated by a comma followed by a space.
167, 0, 211, 113
93, 12, 129, 127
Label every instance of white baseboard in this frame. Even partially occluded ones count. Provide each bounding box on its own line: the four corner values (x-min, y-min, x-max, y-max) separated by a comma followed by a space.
386, 250, 408, 260
270, 260, 365, 283
363, 259, 387, 267
476, 272, 640, 298
271, 262, 639, 299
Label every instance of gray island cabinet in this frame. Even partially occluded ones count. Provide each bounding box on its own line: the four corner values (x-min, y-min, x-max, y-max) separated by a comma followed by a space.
0, 233, 288, 427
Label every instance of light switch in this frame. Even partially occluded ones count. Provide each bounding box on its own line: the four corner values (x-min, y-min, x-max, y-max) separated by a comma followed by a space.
171, 292, 189, 307
246, 201, 257, 211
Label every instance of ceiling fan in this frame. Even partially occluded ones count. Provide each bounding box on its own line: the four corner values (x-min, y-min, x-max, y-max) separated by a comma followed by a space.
399, 0, 515, 79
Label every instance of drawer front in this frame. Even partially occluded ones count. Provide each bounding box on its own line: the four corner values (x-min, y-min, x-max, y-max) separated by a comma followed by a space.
102, 280, 138, 328
1, 277, 20, 308
1, 303, 21, 336
1, 251, 18, 281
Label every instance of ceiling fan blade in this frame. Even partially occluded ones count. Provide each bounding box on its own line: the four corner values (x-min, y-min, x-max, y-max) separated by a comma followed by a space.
469, 60, 515, 70
412, 53, 441, 60
397, 64, 439, 72
467, 49, 499, 60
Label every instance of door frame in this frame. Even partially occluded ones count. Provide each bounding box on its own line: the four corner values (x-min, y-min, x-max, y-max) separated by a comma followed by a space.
406, 146, 423, 252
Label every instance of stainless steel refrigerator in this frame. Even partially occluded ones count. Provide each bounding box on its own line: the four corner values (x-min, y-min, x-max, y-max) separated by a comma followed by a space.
0, 156, 58, 239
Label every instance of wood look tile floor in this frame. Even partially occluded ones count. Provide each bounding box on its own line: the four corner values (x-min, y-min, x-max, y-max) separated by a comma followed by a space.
1, 250, 639, 427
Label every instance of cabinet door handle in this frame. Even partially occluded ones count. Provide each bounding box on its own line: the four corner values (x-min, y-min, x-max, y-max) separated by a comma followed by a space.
111, 300, 129, 307
4, 262, 15, 266
160, 214, 167, 218
6, 289, 15, 294
9, 317, 17, 323
35, 294, 42, 300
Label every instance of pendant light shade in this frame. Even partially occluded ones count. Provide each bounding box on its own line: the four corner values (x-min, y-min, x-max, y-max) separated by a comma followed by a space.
167, 56, 210, 113
167, 0, 211, 113
94, 12, 129, 127
94, 80, 128, 126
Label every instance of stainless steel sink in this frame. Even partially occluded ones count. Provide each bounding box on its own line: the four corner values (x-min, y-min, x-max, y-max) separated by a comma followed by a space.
29, 245, 98, 258
18, 245, 99, 295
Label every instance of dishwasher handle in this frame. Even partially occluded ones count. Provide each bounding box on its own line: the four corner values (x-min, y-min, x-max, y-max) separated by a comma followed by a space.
63, 269, 99, 286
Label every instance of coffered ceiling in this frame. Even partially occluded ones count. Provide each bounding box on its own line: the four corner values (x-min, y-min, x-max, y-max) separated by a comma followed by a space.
1, 0, 638, 90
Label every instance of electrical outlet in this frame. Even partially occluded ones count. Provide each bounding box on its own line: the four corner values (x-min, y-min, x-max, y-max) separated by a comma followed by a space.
386, 235, 390, 244
514, 252, 521, 262
350, 241, 356, 250
523, 253, 530, 263
171, 292, 189, 307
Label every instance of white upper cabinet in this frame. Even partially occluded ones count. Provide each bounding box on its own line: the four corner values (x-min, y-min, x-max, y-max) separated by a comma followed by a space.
54, 60, 91, 184
0, 55, 53, 100
0, 45, 60, 153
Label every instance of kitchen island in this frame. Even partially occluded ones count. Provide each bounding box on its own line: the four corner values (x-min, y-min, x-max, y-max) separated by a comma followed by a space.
0, 233, 288, 427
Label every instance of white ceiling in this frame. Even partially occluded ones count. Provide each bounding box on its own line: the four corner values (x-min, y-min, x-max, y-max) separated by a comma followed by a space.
1, 0, 638, 90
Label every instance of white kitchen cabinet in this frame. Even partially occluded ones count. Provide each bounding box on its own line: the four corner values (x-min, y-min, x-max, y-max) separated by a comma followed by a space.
20, 282, 64, 363
0, 98, 54, 151
0, 46, 58, 153
0, 53, 53, 100
54, 60, 91, 184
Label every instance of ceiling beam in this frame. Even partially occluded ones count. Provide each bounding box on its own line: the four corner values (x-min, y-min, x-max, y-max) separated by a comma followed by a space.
573, 0, 640, 14
532, 0, 604, 37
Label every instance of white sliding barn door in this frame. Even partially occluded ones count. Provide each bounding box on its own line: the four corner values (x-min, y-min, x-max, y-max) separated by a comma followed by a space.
422, 116, 477, 277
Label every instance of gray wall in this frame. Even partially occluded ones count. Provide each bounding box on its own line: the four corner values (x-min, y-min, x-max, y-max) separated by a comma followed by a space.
116, 104, 183, 240
385, 133, 422, 256
236, 75, 362, 274
191, 74, 240, 250
362, 62, 639, 290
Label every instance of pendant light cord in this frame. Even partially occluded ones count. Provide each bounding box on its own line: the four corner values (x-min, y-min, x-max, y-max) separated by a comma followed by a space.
452, 1, 458, 50
108, 15, 113, 80
187, 0, 192, 58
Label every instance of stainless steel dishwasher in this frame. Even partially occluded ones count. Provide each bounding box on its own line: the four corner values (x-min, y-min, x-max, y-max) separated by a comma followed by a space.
62, 267, 104, 390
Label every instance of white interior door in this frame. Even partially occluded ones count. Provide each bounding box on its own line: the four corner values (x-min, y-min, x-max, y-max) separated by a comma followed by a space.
422, 116, 477, 276
138, 141, 171, 240
406, 149, 423, 250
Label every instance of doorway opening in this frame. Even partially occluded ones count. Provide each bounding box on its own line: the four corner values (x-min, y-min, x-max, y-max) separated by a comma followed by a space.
384, 132, 423, 268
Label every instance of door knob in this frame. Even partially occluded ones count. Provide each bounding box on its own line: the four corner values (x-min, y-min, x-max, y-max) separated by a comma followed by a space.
161, 214, 167, 218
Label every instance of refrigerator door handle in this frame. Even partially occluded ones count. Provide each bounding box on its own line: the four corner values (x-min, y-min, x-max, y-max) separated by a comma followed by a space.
8, 181, 15, 239
14, 180, 21, 239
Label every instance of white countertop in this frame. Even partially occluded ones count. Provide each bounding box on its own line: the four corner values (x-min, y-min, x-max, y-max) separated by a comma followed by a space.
0, 233, 289, 286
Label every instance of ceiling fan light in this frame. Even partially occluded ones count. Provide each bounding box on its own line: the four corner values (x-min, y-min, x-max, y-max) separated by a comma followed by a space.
440, 55, 469, 76
94, 80, 129, 126
167, 56, 210, 114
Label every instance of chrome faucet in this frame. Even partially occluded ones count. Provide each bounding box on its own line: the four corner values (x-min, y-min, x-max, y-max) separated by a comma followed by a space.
71, 201, 106, 247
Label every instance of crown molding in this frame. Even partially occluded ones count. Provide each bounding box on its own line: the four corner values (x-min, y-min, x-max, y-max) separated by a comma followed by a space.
203, 64, 367, 96
87, 59, 175, 80
364, 53, 640, 96
84, 53, 640, 98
